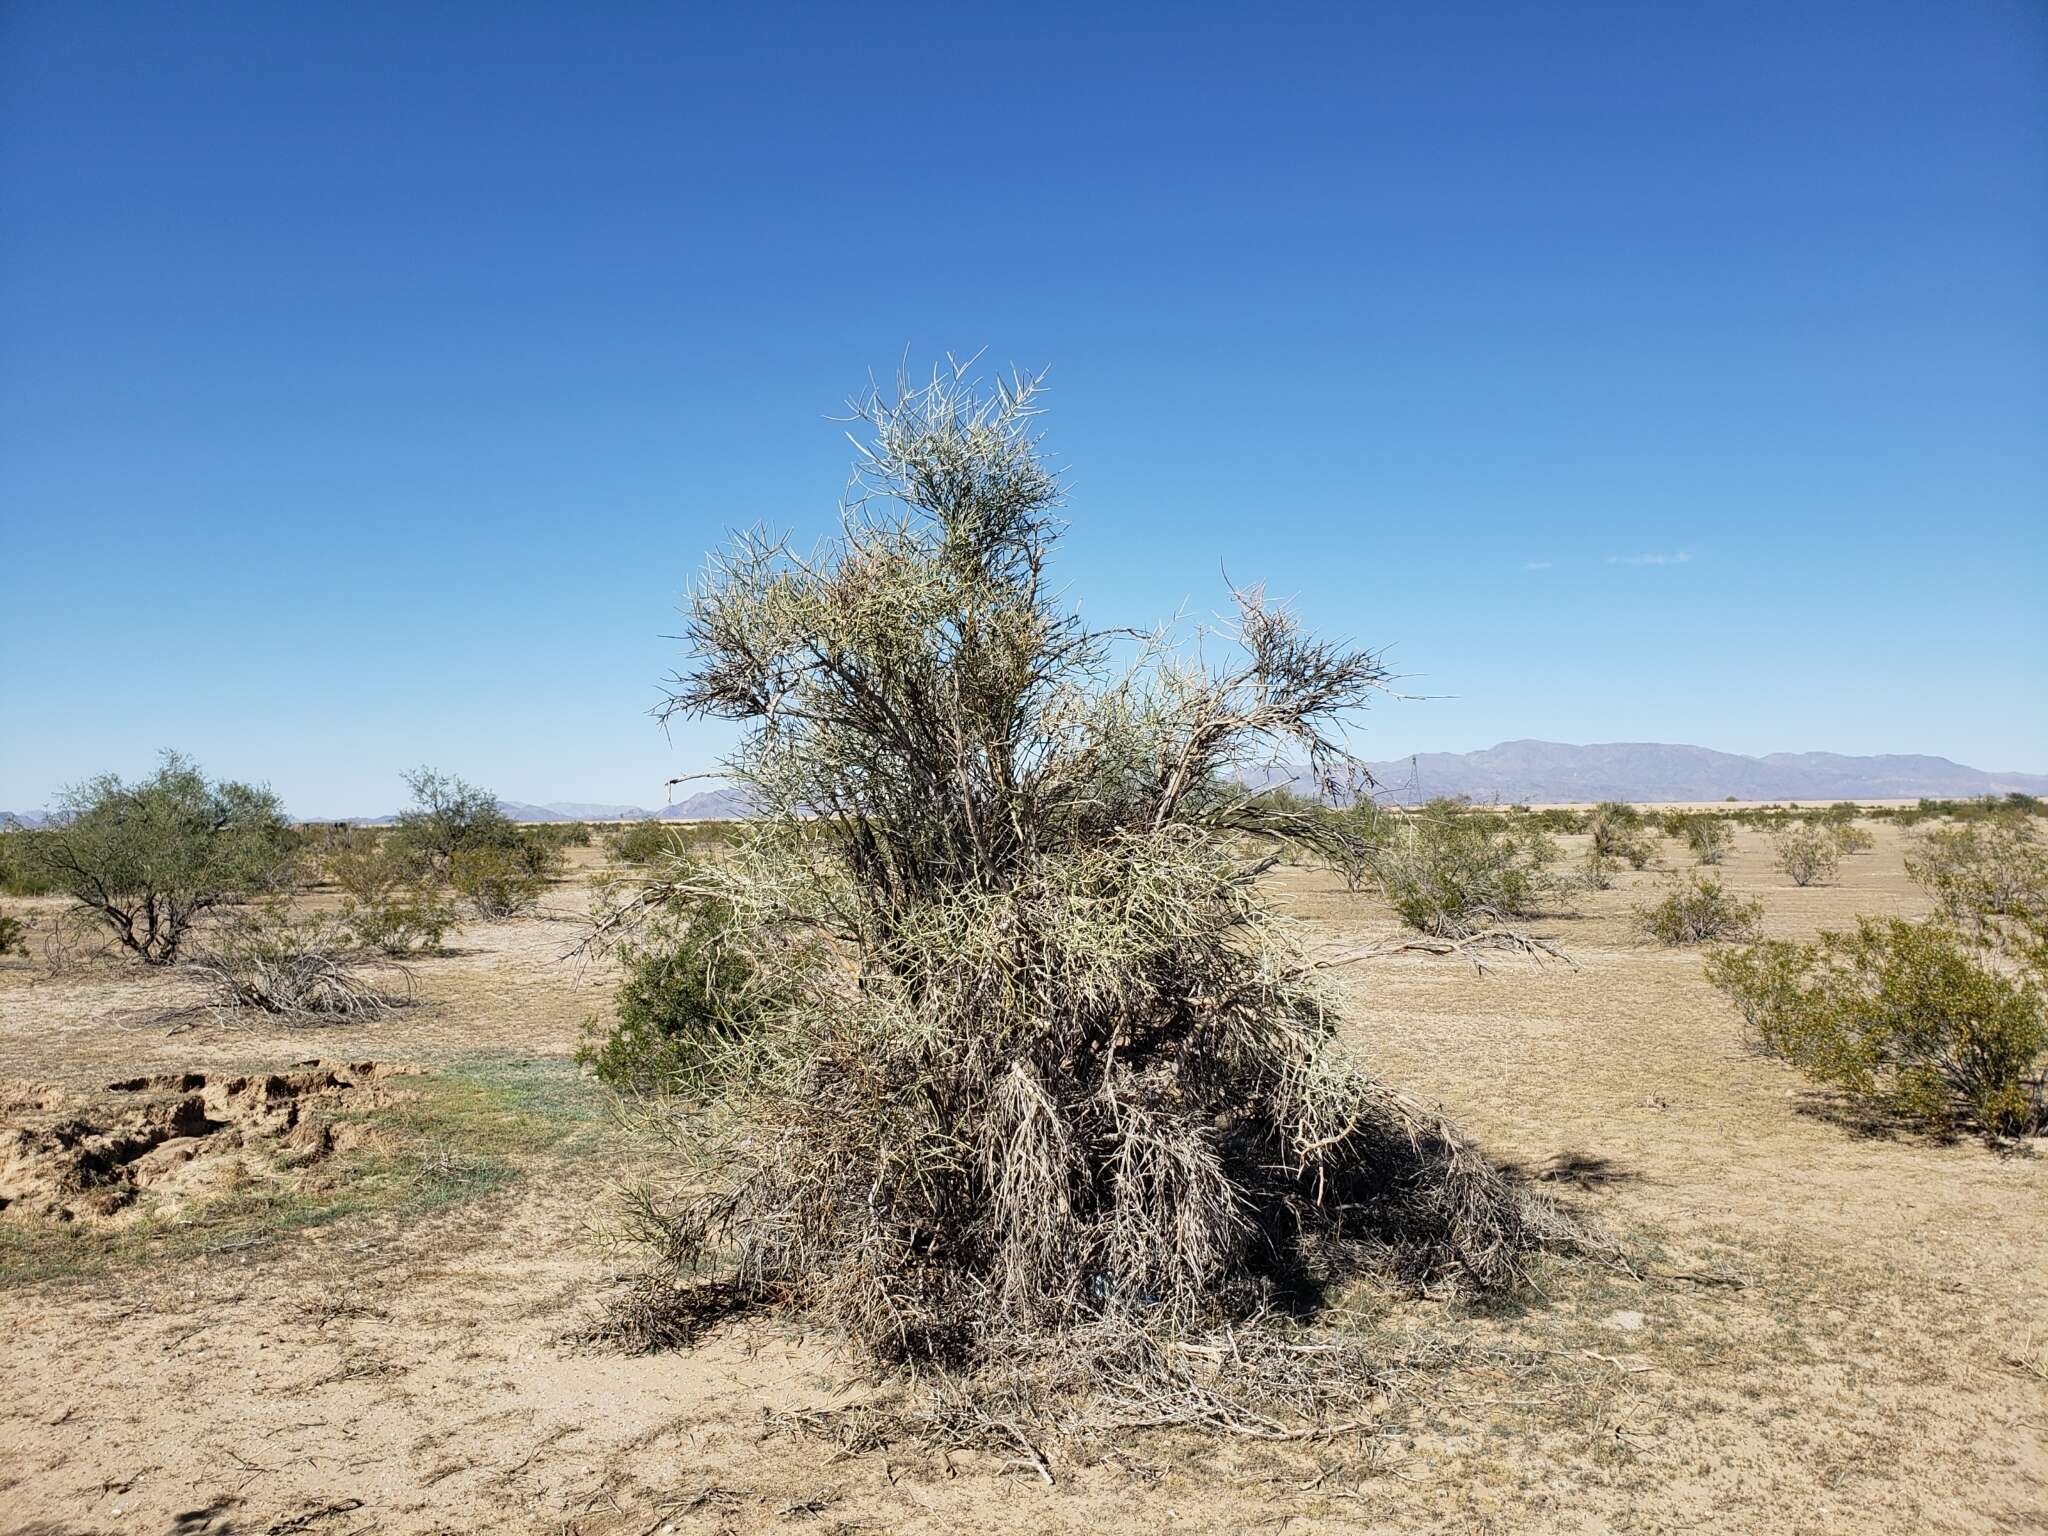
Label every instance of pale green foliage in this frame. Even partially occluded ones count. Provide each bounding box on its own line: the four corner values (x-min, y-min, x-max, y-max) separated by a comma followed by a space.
1706, 919, 2044, 1139
451, 845, 547, 918
1828, 821, 1875, 856
324, 827, 457, 955
1372, 800, 1566, 937
1631, 871, 1762, 945
1588, 802, 1652, 869
1773, 824, 1841, 887
388, 768, 563, 918
1906, 817, 2047, 966
612, 360, 1575, 1364
1663, 813, 1730, 865
33, 752, 293, 965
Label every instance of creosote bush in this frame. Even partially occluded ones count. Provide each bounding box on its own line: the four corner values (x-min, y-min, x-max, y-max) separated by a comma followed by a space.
600, 361, 1586, 1383
1631, 871, 1762, 946
324, 827, 458, 955
1371, 799, 1566, 937
1706, 918, 2044, 1139
0, 909, 24, 959
451, 845, 547, 918
1662, 813, 1729, 866
1906, 818, 2047, 948
1774, 825, 1842, 887
1828, 821, 1875, 857
1584, 802, 1653, 875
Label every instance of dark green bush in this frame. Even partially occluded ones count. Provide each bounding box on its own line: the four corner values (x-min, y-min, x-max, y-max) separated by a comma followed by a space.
1706, 918, 2045, 1139
0, 909, 24, 958
579, 896, 767, 1093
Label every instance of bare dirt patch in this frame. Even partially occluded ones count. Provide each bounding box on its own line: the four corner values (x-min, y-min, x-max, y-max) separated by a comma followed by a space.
0, 1062, 420, 1223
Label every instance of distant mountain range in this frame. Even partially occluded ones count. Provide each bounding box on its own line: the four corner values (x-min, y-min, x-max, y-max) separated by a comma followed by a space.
1248, 740, 2048, 806
6, 743, 2041, 830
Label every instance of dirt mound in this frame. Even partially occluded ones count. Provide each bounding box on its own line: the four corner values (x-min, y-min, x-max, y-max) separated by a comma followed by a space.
0, 1059, 420, 1222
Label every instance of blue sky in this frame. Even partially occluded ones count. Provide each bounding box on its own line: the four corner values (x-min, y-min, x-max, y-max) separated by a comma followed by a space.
2, 2, 2042, 816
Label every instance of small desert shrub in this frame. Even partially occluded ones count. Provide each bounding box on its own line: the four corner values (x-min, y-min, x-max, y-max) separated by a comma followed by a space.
324, 827, 458, 954
31, 753, 295, 964
1371, 799, 1565, 937
1664, 813, 1730, 865
191, 912, 413, 1019
1631, 872, 1763, 945
579, 895, 769, 1092
0, 831, 60, 896
0, 909, 24, 958
1706, 918, 2045, 1138
1773, 825, 1841, 887
346, 887, 458, 955
1701, 939, 1813, 1037
450, 845, 547, 918
1588, 802, 1653, 869
1829, 822, 1875, 856
536, 821, 594, 850
606, 820, 680, 865
1523, 807, 1586, 835
1907, 819, 2046, 929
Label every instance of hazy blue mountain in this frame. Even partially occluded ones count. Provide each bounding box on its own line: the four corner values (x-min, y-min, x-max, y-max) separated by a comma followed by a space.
1249, 740, 2048, 806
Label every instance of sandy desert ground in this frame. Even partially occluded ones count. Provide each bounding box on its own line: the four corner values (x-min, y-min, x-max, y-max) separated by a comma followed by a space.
1, 823, 2043, 1535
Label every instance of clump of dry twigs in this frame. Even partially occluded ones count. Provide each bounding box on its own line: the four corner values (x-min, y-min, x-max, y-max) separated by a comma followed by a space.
189, 910, 413, 1019
591, 357, 1598, 1431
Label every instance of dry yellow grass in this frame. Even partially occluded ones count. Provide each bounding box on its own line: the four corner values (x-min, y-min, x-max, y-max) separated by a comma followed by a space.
0, 824, 2041, 1532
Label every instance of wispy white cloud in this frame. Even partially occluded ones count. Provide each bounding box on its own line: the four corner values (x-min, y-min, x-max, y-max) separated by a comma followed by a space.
1607, 549, 1694, 567
1523, 559, 1554, 571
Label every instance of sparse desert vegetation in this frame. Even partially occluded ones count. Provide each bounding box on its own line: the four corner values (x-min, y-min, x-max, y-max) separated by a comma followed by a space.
2, 379, 2041, 1535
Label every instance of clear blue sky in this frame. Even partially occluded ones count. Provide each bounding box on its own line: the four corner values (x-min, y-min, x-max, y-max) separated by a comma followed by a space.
2, 2, 2042, 817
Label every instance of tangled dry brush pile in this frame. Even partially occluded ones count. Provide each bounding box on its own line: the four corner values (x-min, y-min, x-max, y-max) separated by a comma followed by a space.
594, 361, 1596, 1436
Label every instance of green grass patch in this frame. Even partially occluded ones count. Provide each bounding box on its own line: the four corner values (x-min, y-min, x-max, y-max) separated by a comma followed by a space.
0, 1053, 606, 1287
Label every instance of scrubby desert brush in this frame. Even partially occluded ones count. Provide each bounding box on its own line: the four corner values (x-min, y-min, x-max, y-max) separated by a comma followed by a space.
451, 845, 547, 917
1632, 872, 1763, 946
1588, 802, 1653, 870
324, 826, 458, 955
1828, 822, 1875, 856
0, 828, 61, 896
1370, 798, 1567, 937
605, 820, 668, 865
591, 359, 1592, 1393
0, 908, 25, 959
1773, 825, 1841, 887
1705, 918, 2045, 1140
1662, 813, 1730, 866
190, 911, 413, 1019
1907, 818, 2046, 934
